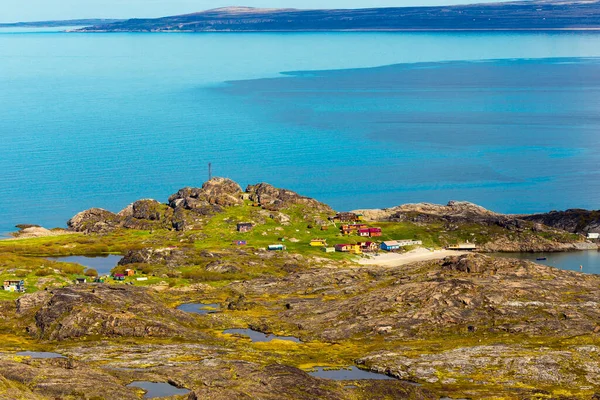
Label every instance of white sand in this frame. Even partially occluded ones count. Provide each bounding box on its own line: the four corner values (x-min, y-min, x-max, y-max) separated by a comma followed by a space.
356, 248, 468, 267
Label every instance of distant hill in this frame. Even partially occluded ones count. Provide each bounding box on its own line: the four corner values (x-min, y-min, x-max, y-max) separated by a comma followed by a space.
0, 19, 122, 28
76, 1, 600, 32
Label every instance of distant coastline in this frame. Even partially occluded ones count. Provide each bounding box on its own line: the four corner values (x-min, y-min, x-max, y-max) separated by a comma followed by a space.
74, 2, 600, 33
3, 1, 600, 33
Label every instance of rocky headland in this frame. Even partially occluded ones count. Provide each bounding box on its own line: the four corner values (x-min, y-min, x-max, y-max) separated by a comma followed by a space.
1, 178, 600, 399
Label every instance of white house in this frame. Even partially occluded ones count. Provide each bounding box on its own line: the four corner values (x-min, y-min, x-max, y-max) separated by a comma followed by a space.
587, 233, 599, 240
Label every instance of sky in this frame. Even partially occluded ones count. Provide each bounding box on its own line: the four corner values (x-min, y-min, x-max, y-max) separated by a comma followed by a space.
3, 0, 520, 23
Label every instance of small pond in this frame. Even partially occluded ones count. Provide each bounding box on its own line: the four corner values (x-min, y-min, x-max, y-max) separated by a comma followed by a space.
47, 255, 123, 275
177, 303, 220, 315
127, 381, 190, 399
17, 351, 65, 359
223, 328, 302, 343
309, 366, 394, 380
491, 250, 600, 275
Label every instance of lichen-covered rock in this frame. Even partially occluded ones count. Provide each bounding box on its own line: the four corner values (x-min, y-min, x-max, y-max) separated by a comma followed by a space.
168, 177, 243, 210
118, 247, 189, 268
28, 285, 200, 341
246, 182, 332, 213
523, 208, 600, 234
67, 208, 122, 233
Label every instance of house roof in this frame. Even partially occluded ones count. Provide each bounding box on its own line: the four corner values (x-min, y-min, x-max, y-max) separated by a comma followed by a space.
383, 241, 399, 246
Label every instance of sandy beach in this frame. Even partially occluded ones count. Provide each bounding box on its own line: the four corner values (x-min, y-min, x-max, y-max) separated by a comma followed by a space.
356, 248, 469, 267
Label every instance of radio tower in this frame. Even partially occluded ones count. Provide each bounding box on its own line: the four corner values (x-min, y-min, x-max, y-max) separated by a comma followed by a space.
208, 163, 212, 181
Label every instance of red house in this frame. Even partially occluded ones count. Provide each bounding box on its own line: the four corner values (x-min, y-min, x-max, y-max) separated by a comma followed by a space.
358, 228, 370, 237
369, 228, 382, 237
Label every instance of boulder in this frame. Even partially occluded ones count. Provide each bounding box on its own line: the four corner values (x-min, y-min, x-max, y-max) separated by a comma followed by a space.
67, 208, 122, 233
168, 178, 243, 210
246, 183, 332, 213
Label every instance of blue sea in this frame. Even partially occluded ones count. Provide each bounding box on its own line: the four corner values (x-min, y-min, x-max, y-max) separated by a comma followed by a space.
2, 30, 600, 235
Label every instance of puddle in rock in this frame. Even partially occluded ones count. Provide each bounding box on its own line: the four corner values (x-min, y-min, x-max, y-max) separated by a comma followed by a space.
223, 328, 301, 343
127, 381, 190, 399
177, 303, 220, 315
309, 366, 394, 380
47, 255, 123, 276
17, 351, 65, 359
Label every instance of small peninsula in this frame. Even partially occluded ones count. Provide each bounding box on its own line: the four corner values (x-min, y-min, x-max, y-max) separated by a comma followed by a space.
1, 178, 600, 399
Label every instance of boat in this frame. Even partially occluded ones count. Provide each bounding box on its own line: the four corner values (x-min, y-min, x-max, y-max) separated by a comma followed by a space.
536, 257, 547, 261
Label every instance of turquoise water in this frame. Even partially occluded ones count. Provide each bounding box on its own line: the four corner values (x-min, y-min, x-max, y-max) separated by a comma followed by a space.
492, 251, 600, 275
2, 31, 600, 234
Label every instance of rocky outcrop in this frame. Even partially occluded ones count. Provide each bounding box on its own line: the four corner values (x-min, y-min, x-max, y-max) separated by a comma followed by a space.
65, 178, 332, 234
522, 208, 600, 234
67, 208, 122, 233
355, 201, 503, 224
246, 183, 332, 213
118, 247, 189, 268
168, 178, 243, 210
233, 254, 600, 341
22, 285, 200, 341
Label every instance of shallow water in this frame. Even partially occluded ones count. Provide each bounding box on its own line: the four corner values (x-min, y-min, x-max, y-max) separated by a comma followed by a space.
47, 255, 123, 275
177, 302, 220, 315
17, 351, 65, 359
491, 250, 600, 275
2, 32, 600, 235
126, 381, 190, 399
309, 366, 394, 380
224, 328, 301, 343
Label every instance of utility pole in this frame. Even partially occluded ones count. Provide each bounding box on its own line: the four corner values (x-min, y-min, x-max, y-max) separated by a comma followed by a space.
208, 163, 212, 181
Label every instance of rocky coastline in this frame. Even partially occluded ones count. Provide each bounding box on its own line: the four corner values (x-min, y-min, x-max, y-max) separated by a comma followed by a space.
1, 178, 600, 399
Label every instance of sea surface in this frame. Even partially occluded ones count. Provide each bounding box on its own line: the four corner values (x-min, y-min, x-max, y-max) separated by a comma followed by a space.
2, 31, 600, 235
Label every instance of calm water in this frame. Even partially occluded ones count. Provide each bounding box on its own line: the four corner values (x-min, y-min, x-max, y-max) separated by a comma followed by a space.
492, 251, 600, 275
309, 366, 394, 380
126, 381, 190, 399
2, 31, 600, 234
177, 302, 220, 315
47, 255, 123, 275
17, 351, 65, 358
224, 328, 302, 343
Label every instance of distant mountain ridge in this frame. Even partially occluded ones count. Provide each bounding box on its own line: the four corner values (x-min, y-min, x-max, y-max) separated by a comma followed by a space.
76, 1, 600, 32
0, 19, 122, 28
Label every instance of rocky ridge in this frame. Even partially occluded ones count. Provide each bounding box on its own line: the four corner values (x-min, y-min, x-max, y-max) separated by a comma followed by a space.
67, 178, 331, 233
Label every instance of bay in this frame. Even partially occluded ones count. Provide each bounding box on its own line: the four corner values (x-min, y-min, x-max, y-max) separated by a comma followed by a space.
2, 31, 600, 235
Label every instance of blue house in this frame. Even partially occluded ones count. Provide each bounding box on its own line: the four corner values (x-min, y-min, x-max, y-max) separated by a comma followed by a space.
381, 241, 401, 251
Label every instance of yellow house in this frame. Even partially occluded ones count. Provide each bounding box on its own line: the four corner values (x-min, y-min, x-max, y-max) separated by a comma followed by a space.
310, 239, 327, 247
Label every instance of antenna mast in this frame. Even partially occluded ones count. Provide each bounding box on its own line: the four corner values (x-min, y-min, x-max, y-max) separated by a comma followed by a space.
208, 163, 212, 181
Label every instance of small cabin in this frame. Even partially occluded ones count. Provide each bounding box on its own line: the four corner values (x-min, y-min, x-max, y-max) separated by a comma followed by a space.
3, 280, 25, 293
322, 247, 335, 253
233, 240, 247, 246
334, 244, 361, 254
113, 274, 125, 281
268, 244, 286, 251
368, 228, 382, 237
330, 213, 360, 223
358, 228, 370, 237
310, 239, 327, 247
125, 269, 135, 277
94, 277, 105, 283
381, 241, 401, 252
587, 233, 600, 240
320, 225, 329, 231
237, 223, 253, 233
361, 242, 379, 252
75, 277, 87, 284
447, 243, 477, 251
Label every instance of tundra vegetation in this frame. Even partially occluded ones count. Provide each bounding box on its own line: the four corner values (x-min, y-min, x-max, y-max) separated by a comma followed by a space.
0, 178, 599, 399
